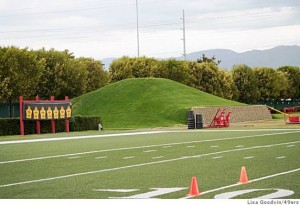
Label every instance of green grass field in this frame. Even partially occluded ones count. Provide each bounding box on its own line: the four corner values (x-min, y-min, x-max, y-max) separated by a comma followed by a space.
0, 128, 299, 199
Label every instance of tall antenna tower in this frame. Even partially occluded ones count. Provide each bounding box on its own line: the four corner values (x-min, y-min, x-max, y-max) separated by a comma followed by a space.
136, 0, 140, 57
181, 9, 186, 60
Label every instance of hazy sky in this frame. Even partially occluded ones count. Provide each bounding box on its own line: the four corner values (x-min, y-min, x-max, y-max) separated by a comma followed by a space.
1, 0, 300, 59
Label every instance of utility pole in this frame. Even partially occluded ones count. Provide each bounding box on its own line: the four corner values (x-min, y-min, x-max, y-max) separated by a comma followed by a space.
136, 0, 140, 57
181, 9, 186, 60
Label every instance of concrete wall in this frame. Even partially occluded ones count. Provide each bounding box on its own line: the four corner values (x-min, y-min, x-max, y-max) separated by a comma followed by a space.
191, 105, 272, 125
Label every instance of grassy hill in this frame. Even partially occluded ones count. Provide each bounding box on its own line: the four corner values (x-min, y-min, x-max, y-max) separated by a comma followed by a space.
72, 78, 244, 129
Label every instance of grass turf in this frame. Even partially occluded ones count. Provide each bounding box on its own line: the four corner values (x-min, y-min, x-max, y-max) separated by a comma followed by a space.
0, 128, 299, 199
71, 78, 244, 129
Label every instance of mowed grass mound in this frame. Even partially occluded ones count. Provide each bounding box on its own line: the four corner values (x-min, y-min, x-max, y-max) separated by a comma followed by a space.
72, 78, 243, 129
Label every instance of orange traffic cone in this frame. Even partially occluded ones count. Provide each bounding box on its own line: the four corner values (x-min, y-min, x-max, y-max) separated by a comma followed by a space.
238, 166, 249, 184
188, 176, 201, 196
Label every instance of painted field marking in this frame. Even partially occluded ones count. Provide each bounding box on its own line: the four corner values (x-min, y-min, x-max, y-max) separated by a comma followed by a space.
212, 156, 223, 159
186, 145, 195, 148
286, 145, 295, 147
214, 188, 294, 199
0, 140, 299, 189
143, 150, 157, 153
0, 131, 172, 145
1, 129, 300, 145
1, 130, 299, 165
95, 156, 107, 159
210, 145, 219, 148
123, 156, 135, 160
162, 146, 172, 148
243, 156, 254, 159
276, 156, 286, 159
182, 167, 300, 199
235, 145, 244, 148
152, 156, 164, 159
112, 187, 187, 199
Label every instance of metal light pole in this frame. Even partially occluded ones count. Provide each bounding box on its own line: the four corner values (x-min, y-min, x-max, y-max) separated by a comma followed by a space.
136, 0, 140, 57
182, 9, 186, 60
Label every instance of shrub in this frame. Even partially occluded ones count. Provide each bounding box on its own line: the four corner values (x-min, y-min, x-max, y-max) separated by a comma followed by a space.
0, 116, 102, 136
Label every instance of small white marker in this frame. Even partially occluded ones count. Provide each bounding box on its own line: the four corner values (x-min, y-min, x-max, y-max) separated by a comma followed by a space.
68, 156, 80, 159
162, 146, 172, 148
212, 156, 223, 159
276, 156, 286, 159
95, 156, 107, 159
235, 145, 244, 148
244, 156, 254, 159
286, 145, 295, 148
123, 156, 135, 159
143, 150, 157, 153
186, 145, 195, 148
210, 145, 219, 148
152, 156, 164, 159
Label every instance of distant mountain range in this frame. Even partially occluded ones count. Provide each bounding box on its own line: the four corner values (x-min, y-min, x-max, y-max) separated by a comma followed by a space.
101, 45, 300, 70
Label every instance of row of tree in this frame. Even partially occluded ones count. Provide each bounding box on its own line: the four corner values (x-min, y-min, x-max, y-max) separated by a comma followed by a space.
0, 46, 109, 103
109, 56, 300, 103
1, 46, 299, 104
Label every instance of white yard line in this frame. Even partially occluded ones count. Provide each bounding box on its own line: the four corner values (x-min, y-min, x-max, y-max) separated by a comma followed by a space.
210, 145, 219, 148
243, 156, 254, 159
1, 129, 300, 145
0, 140, 299, 189
1, 130, 299, 165
123, 156, 135, 159
276, 156, 286, 159
68, 156, 80, 159
143, 150, 157, 153
182, 168, 300, 199
212, 156, 223, 159
0, 131, 172, 145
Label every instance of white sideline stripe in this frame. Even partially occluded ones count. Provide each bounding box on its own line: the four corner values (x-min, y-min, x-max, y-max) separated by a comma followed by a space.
243, 156, 254, 159
182, 168, 300, 199
0, 140, 299, 189
276, 156, 286, 159
143, 150, 157, 153
212, 156, 223, 159
0, 131, 172, 145
1, 129, 300, 145
286, 145, 295, 147
123, 156, 135, 159
1, 130, 299, 165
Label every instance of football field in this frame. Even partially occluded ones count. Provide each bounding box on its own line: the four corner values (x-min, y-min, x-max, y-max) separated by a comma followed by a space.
0, 128, 299, 199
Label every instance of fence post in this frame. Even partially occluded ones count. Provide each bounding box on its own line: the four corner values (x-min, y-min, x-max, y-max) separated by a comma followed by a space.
51, 96, 55, 134
19, 96, 24, 135
65, 96, 69, 132
35, 96, 41, 134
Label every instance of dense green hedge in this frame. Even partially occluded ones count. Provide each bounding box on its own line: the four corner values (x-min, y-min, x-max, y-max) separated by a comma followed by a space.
0, 116, 102, 136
